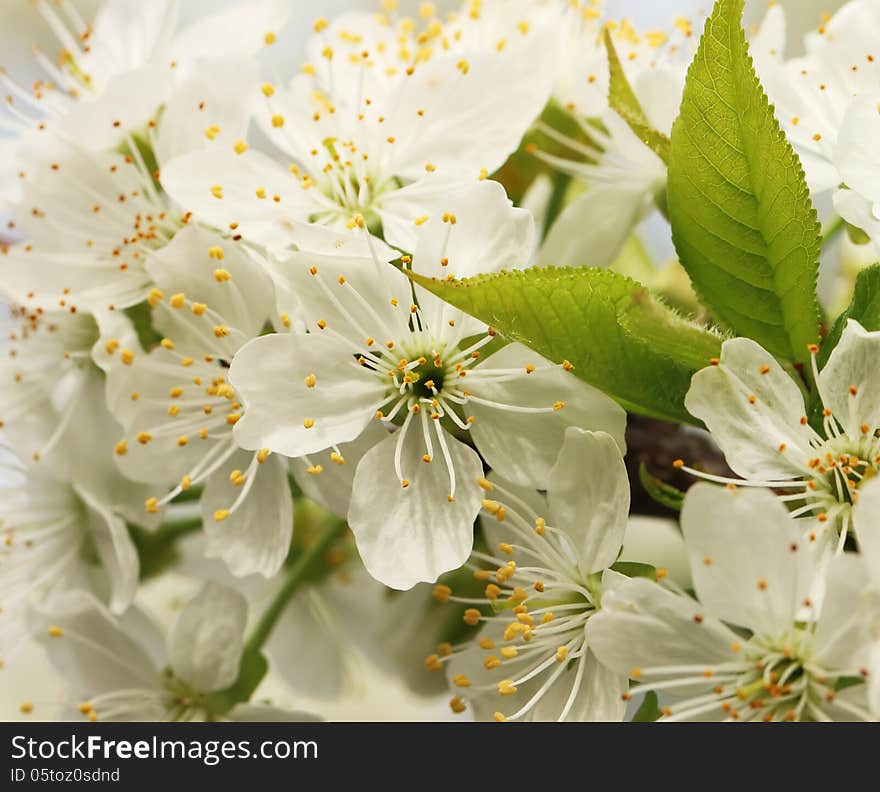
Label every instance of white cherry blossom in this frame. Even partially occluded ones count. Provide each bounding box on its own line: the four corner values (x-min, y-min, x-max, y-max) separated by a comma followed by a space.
682, 320, 880, 554
590, 484, 878, 722
226, 181, 625, 588
439, 428, 630, 722
27, 583, 318, 722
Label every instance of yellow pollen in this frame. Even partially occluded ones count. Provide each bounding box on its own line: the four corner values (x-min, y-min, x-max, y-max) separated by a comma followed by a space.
463, 608, 481, 626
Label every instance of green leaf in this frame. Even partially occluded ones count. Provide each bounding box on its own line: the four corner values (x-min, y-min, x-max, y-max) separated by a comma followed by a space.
667, 0, 821, 363
632, 691, 663, 722
410, 267, 722, 425
818, 264, 880, 369
638, 463, 685, 512
604, 30, 670, 165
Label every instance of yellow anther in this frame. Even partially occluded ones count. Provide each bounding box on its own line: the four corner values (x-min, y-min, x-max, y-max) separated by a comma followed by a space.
484, 655, 501, 669
233, 139, 248, 155
479, 637, 495, 650
424, 654, 442, 672
48, 626, 64, 638
433, 584, 452, 603
485, 584, 501, 600
213, 325, 229, 338
452, 674, 471, 688
169, 386, 183, 398
114, 440, 128, 456
19, 702, 33, 714
181, 476, 192, 491
535, 517, 546, 535
555, 646, 569, 663
119, 348, 135, 365
77, 702, 93, 715
500, 646, 518, 659
553, 401, 565, 411
449, 696, 466, 714
256, 187, 267, 199
204, 124, 221, 141
145, 497, 159, 514
330, 452, 345, 465
177, 436, 189, 447
306, 465, 323, 475
541, 613, 554, 625
272, 114, 285, 128
303, 418, 315, 429
170, 293, 186, 308
191, 303, 206, 316
463, 608, 481, 626
257, 448, 270, 464
214, 509, 230, 522
210, 185, 224, 199
497, 680, 517, 696
136, 432, 152, 445
261, 83, 275, 97
493, 712, 506, 722
498, 542, 513, 555
264, 31, 276, 45
148, 288, 164, 306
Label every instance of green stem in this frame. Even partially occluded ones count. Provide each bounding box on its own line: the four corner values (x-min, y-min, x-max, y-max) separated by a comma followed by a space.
244, 520, 346, 656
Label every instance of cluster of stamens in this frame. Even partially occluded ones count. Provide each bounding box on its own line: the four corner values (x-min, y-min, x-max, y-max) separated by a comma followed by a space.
426, 476, 598, 722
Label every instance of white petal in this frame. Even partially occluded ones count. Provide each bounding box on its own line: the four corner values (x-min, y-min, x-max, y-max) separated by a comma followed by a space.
75, 486, 139, 614
469, 343, 626, 488
170, 0, 291, 65
59, 67, 172, 151
229, 704, 322, 722
685, 337, 814, 479
854, 478, 880, 589
681, 484, 818, 635
818, 320, 880, 437
29, 589, 160, 699
589, 577, 740, 674
230, 333, 388, 457
169, 583, 247, 693
410, 180, 534, 281
811, 553, 875, 672
201, 450, 293, 578
161, 149, 314, 251
383, 42, 554, 181
266, 587, 346, 700
409, 179, 533, 336
82, 0, 178, 78
348, 428, 483, 589
547, 429, 629, 574
538, 183, 651, 270
291, 420, 390, 519
146, 225, 275, 339
632, 67, 686, 137
531, 649, 629, 722
833, 189, 880, 253
620, 516, 692, 589
749, 5, 787, 84
836, 94, 880, 205
154, 60, 259, 164
263, 251, 413, 348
